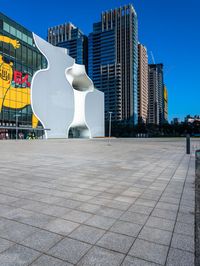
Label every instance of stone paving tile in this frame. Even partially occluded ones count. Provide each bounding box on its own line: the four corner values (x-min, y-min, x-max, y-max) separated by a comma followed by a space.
0, 237, 14, 253
44, 218, 79, 235
179, 204, 194, 214
129, 239, 168, 265
180, 199, 194, 208
145, 216, 175, 231
159, 196, 180, 204
0, 139, 195, 266
114, 195, 137, 203
177, 212, 194, 225
105, 200, 131, 211
141, 193, 162, 201
138, 226, 172, 246
128, 204, 153, 215
77, 246, 125, 266
77, 203, 102, 214
62, 209, 93, 223
135, 199, 157, 208
70, 193, 94, 202
119, 211, 149, 225
0, 244, 41, 266
0, 194, 18, 204
48, 237, 91, 264
0, 204, 17, 217
84, 215, 116, 230
156, 202, 179, 212
31, 254, 72, 266
166, 247, 194, 266
121, 190, 142, 198
37, 195, 63, 205
174, 221, 194, 236
110, 220, 142, 237
4, 208, 54, 228
35, 204, 71, 217
151, 208, 177, 220
122, 255, 160, 266
0, 219, 37, 242
69, 224, 105, 244
96, 231, 135, 253
56, 198, 82, 209
171, 233, 194, 252
96, 206, 123, 219
20, 228, 63, 252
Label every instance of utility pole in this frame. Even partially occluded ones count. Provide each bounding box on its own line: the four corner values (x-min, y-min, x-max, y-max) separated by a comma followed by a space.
108, 112, 112, 146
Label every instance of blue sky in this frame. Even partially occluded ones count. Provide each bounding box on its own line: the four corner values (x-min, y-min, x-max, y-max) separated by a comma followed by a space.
1, 0, 199, 121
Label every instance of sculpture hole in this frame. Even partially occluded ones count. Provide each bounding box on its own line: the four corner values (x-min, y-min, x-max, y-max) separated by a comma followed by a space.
72, 78, 92, 92
68, 126, 90, 138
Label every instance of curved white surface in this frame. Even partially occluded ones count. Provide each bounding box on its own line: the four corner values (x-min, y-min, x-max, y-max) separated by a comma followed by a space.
31, 34, 104, 139
31, 33, 75, 138
85, 89, 105, 138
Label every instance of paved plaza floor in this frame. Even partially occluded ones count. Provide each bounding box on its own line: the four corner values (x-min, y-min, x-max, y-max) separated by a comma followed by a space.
0, 138, 198, 266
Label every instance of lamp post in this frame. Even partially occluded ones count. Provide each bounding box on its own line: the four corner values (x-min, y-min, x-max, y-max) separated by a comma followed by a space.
108, 112, 112, 145
15, 114, 20, 140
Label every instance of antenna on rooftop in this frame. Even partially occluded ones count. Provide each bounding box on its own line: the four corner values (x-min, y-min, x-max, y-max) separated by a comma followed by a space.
150, 51, 155, 64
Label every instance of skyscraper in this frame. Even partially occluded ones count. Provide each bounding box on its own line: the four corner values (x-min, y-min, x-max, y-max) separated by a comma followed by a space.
164, 85, 168, 122
88, 4, 138, 123
48, 23, 88, 71
148, 64, 164, 125
138, 43, 148, 124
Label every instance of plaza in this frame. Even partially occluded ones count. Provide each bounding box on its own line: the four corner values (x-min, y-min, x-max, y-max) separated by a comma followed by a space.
0, 138, 197, 265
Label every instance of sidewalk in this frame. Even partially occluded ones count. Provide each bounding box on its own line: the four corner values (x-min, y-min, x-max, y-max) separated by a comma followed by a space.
0, 138, 196, 265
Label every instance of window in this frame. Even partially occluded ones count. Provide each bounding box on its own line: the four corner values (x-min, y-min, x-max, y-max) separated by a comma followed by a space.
10, 26, 16, 36
16, 30, 22, 40
27, 37, 32, 46
3, 22, 9, 32
22, 33, 27, 43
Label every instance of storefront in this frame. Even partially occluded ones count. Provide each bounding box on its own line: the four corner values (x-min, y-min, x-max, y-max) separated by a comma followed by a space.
0, 12, 46, 139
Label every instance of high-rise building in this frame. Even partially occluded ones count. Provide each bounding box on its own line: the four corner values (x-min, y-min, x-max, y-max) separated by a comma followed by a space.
138, 43, 148, 124
48, 23, 88, 71
88, 4, 138, 123
164, 85, 168, 122
148, 64, 164, 125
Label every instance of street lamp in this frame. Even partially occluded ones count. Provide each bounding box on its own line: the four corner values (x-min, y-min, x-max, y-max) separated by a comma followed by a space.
14, 114, 20, 140
108, 112, 112, 145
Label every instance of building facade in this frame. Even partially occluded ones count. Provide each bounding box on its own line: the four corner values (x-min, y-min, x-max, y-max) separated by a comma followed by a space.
48, 23, 88, 72
88, 4, 138, 123
0, 12, 104, 139
148, 64, 164, 125
138, 43, 148, 124
164, 85, 168, 122
0, 12, 46, 139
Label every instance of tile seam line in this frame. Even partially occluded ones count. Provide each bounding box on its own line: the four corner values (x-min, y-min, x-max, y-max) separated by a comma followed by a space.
120, 152, 187, 266
164, 154, 193, 266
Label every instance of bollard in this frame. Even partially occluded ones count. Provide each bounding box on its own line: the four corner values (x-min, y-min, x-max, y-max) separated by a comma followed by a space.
196, 150, 200, 178
186, 134, 190, 154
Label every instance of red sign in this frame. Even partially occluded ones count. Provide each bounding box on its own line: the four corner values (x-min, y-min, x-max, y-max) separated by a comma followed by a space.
13, 70, 31, 87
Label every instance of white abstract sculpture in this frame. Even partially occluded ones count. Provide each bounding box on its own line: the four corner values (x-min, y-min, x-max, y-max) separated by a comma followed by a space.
31, 34, 104, 139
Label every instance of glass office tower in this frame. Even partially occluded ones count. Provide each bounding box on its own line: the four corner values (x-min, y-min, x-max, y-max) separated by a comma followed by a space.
88, 4, 138, 123
0, 12, 46, 139
148, 64, 165, 125
48, 23, 88, 72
